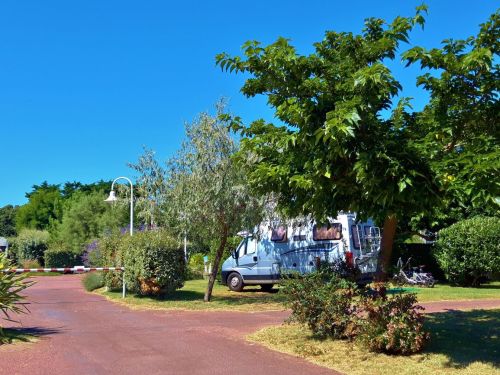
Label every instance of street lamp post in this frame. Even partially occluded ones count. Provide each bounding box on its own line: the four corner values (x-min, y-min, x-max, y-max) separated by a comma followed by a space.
105, 176, 134, 236
105, 176, 134, 299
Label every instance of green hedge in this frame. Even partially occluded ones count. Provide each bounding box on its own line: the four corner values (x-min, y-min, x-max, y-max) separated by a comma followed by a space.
434, 216, 500, 286
97, 230, 186, 296
12, 229, 50, 265
44, 249, 81, 268
123, 230, 186, 296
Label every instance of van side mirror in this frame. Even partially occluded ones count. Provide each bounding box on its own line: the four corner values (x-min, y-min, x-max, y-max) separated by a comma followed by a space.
231, 250, 238, 259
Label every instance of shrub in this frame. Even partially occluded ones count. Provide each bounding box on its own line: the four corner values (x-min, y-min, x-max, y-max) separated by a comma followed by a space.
357, 283, 429, 355
0, 253, 34, 341
82, 273, 105, 292
13, 229, 50, 265
121, 230, 186, 296
21, 259, 41, 269
434, 216, 500, 286
44, 249, 81, 268
281, 270, 359, 339
98, 233, 126, 290
187, 253, 205, 280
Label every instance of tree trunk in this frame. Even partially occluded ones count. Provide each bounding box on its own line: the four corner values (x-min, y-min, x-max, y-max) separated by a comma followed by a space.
375, 214, 398, 281
204, 227, 229, 302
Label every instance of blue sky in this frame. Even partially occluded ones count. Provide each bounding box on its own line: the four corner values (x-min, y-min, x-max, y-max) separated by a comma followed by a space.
0, 0, 497, 206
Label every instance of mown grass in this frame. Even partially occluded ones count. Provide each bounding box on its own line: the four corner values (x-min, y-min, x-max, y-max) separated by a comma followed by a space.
100, 279, 499, 312
248, 309, 500, 375
400, 281, 500, 302
100, 279, 286, 312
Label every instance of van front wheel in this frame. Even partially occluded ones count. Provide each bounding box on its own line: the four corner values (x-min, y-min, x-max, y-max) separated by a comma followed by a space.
227, 272, 244, 292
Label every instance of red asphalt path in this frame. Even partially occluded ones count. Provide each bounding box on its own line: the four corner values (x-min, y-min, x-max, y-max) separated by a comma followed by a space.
2, 276, 499, 375
1, 275, 333, 375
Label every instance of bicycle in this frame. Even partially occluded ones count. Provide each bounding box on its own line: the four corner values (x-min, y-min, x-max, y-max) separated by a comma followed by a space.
393, 257, 435, 287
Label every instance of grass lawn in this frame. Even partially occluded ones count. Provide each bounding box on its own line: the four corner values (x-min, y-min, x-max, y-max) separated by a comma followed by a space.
99, 279, 499, 312
248, 309, 500, 375
100, 279, 286, 312
394, 281, 500, 302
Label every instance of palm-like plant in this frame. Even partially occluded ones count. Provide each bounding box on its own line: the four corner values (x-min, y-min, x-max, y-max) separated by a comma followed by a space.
0, 253, 34, 341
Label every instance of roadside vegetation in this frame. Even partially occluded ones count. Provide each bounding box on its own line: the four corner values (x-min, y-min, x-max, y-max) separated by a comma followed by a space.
248, 309, 499, 375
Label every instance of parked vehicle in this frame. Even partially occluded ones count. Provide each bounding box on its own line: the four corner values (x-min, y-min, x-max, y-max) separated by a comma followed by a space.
221, 213, 381, 291
392, 257, 435, 287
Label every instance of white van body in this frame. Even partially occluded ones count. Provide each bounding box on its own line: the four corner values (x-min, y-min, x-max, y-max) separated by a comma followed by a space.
221, 213, 381, 291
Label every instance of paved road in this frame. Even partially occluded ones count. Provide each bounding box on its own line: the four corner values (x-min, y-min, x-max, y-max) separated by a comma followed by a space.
2, 275, 333, 375
2, 276, 499, 375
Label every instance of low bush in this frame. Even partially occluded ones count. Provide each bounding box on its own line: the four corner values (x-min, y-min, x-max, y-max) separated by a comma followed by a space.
187, 253, 205, 280
281, 270, 359, 339
82, 273, 105, 292
12, 229, 50, 265
123, 230, 186, 296
357, 283, 429, 355
44, 249, 81, 268
434, 216, 500, 286
21, 259, 41, 269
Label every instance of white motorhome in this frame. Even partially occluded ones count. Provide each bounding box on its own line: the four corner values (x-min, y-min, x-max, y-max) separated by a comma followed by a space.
221, 213, 381, 291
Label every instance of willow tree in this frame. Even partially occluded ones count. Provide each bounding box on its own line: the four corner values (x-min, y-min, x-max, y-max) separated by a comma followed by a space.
217, 6, 440, 278
166, 103, 263, 301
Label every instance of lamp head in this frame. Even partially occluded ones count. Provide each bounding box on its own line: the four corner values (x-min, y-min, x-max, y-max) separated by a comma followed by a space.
104, 190, 118, 203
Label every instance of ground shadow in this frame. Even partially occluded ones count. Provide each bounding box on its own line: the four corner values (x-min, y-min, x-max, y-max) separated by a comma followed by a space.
3, 326, 62, 343
425, 309, 499, 368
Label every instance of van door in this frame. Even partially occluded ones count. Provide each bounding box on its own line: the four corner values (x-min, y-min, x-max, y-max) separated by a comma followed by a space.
236, 237, 259, 280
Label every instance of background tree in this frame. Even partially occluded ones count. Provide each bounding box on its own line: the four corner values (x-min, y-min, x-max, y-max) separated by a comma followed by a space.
128, 147, 167, 228
51, 190, 127, 252
0, 205, 18, 237
217, 6, 439, 278
166, 103, 263, 301
16, 183, 63, 231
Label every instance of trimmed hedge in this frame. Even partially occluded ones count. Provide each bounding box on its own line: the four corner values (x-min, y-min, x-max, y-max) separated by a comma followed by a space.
123, 230, 186, 296
434, 216, 500, 286
44, 249, 81, 268
97, 230, 186, 296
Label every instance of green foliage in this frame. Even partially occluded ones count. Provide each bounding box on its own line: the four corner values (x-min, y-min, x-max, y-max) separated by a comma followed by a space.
99, 230, 186, 296
82, 273, 105, 292
434, 216, 500, 286
0, 205, 18, 237
51, 191, 127, 252
404, 10, 500, 230
187, 253, 205, 280
44, 249, 81, 268
162, 101, 264, 301
282, 271, 359, 339
122, 230, 186, 296
16, 186, 63, 231
0, 253, 34, 340
357, 284, 429, 355
13, 229, 50, 265
217, 7, 438, 225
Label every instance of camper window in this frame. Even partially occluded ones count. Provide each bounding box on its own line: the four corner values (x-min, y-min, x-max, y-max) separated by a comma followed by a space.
271, 226, 287, 242
351, 225, 361, 249
313, 224, 342, 241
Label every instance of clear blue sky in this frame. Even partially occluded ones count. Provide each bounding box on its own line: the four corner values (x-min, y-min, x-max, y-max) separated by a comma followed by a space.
0, 0, 497, 206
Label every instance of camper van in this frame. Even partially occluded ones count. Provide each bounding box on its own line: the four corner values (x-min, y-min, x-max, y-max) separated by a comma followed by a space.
221, 213, 381, 291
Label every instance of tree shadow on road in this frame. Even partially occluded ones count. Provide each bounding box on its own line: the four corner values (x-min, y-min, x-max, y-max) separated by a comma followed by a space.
425, 309, 499, 368
2, 326, 62, 344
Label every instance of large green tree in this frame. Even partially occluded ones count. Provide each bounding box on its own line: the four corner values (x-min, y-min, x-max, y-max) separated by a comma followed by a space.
404, 9, 499, 231
166, 103, 263, 301
217, 6, 439, 277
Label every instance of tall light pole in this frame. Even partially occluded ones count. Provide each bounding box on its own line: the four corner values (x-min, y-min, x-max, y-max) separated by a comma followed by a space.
105, 176, 134, 236
105, 177, 133, 299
